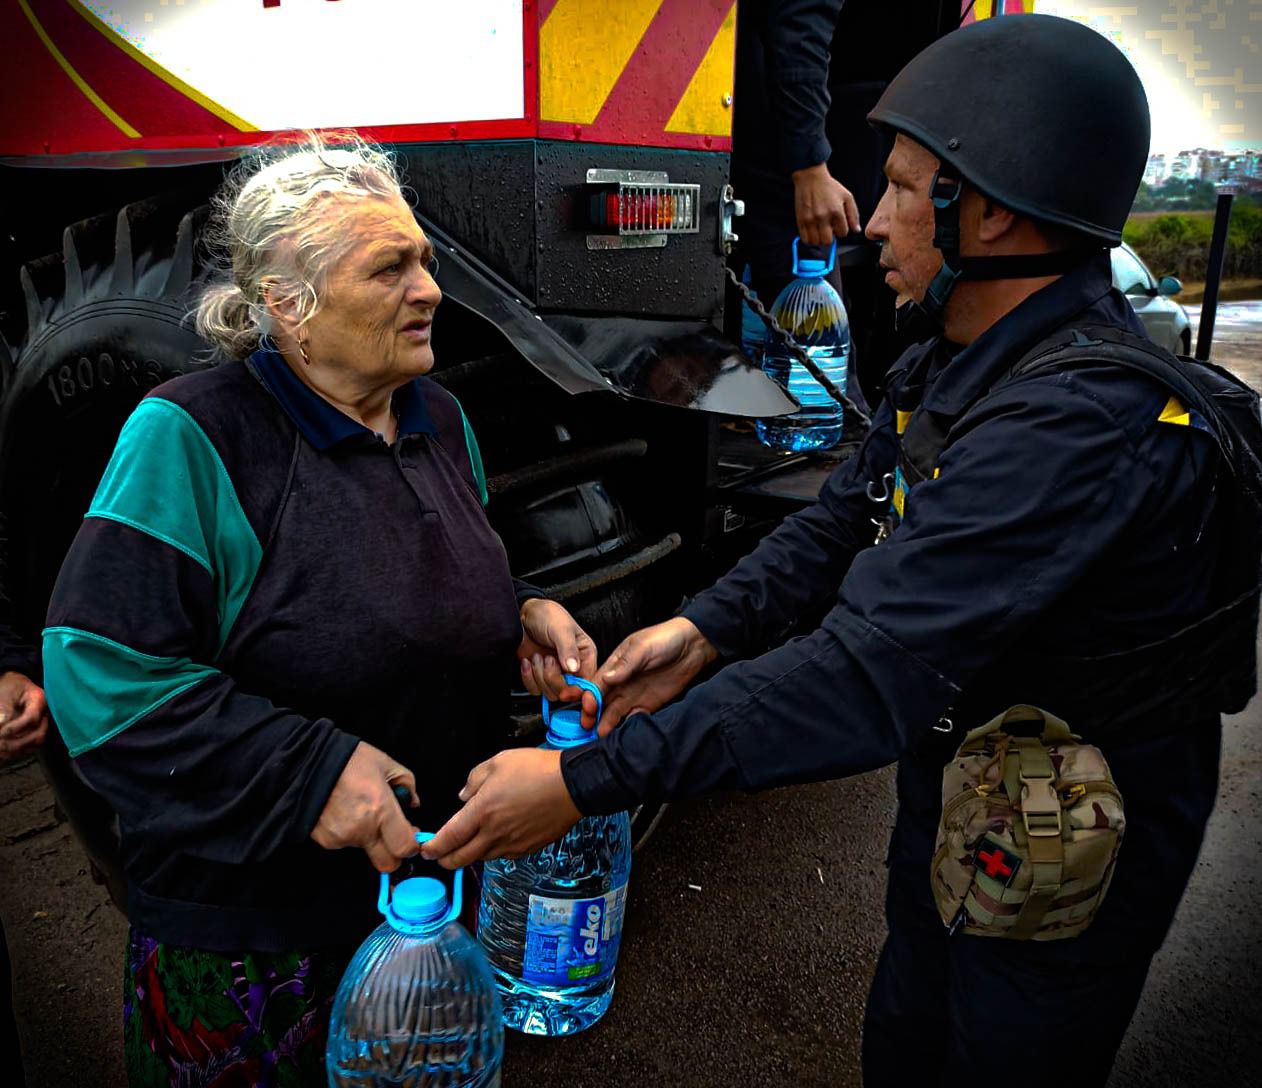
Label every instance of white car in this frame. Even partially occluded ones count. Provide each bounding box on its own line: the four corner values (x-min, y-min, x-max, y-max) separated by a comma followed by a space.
1111, 241, 1192, 355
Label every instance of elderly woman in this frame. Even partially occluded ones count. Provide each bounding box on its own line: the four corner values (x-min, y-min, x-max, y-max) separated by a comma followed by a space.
41, 132, 592, 1086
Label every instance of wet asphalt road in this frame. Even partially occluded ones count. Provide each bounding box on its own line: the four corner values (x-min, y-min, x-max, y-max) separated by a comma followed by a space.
1, 304, 1260, 1087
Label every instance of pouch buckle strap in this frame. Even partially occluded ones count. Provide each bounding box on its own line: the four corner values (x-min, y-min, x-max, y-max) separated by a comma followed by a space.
1014, 737, 1062, 838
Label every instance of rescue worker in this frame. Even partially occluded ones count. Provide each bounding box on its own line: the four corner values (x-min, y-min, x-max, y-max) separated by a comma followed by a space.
424, 15, 1256, 1084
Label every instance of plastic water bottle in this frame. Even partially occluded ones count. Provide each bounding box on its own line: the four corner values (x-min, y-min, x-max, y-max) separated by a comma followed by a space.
477, 676, 632, 1036
327, 833, 503, 1087
755, 238, 851, 451
738, 262, 766, 369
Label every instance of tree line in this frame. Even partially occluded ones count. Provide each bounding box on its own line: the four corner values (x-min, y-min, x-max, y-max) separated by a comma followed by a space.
1124, 195, 1262, 283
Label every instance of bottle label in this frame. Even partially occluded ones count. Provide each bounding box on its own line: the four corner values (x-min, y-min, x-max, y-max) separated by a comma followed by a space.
522, 883, 628, 987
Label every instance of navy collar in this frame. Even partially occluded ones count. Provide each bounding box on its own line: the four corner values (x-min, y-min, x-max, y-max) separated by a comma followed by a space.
921, 251, 1130, 416
246, 341, 435, 451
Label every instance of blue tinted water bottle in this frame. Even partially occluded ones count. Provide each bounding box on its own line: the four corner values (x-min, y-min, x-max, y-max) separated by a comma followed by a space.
755, 238, 851, 451
477, 676, 632, 1036
327, 833, 504, 1087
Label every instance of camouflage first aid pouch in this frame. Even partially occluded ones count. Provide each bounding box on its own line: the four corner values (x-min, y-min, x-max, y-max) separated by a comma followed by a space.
930, 705, 1125, 941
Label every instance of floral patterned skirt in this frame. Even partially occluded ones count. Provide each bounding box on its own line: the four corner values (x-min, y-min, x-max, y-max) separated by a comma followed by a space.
123, 928, 353, 1088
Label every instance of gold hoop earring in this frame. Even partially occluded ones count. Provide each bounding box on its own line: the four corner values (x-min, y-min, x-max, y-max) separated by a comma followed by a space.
297, 339, 311, 367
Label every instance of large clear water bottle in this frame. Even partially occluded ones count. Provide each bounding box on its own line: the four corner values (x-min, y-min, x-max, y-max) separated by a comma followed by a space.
327, 833, 503, 1087
478, 676, 632, 1036
755, 238, 851, 451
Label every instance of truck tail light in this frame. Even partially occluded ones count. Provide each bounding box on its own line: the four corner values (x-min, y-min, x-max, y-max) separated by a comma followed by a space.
585, 170, 700, 249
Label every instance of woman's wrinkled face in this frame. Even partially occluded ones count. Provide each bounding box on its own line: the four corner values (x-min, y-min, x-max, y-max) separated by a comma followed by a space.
303, 194, 442, 384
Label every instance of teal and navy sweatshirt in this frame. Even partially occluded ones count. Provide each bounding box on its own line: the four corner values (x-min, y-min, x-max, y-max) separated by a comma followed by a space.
43, 344, 529, 951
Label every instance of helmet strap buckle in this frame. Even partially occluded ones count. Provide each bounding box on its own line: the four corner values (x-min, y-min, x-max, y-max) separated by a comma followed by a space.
916, 169, 965, 327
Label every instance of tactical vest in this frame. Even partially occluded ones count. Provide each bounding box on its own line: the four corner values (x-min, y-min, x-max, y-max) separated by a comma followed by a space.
879, 325, 1262, 739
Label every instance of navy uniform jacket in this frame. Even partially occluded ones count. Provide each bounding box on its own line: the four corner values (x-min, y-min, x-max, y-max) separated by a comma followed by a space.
564, 253, 1225, 960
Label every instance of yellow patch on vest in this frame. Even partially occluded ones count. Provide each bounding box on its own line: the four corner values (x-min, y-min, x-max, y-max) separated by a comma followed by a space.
933, 467, 941, 479
1158, 395, 1191, 427
896, 409, 913, 434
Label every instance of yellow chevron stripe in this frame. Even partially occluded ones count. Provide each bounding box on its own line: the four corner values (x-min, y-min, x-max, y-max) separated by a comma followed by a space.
540, 0, 663, 125
1158, 395, 1191, 427
974, 1, 1037, 16
665, 2, 735, 135
18, 0, 140, 138
70, 0, 258, 132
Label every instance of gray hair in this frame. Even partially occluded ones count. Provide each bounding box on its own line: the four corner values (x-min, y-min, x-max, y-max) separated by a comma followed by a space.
195, 130, 407, 359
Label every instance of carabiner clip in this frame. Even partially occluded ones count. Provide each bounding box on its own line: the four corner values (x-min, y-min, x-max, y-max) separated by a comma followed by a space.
866, 472, 895, 503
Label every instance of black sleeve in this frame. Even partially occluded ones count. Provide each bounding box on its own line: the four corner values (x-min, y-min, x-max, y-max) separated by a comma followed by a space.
513, 578, 548, 609
764, 0, 846, 172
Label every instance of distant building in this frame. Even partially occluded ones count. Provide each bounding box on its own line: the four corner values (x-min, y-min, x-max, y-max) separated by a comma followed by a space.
1198, 151, 1226, 183
1141, 148, 1262, 196
1169, 151, 1195, 179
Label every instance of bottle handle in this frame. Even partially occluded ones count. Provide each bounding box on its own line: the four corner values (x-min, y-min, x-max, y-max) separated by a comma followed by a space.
541, 673, 603, 727
377, 831, 463, 930
791, 236, 837, 277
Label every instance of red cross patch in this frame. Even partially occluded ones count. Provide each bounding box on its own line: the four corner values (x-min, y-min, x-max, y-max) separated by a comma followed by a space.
974, 838, 1021, 887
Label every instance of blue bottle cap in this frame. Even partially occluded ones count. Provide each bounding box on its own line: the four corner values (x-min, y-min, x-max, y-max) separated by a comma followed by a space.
546, 708, 595, 748
796, 258, 828, 278
542, 675, 602, 748
391, 877, 448, 924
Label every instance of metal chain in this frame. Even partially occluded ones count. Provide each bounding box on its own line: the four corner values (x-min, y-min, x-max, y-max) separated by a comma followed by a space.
724, 264, 871, 427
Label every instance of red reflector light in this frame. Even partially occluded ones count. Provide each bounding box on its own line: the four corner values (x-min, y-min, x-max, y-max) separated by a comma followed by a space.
604, 192, 677, 230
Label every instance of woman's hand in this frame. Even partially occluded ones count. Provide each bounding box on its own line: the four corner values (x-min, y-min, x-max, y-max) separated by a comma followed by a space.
517, 598, 598, 701
588, 616, 718, 737
421, 748, 581, 869
310, 741, 420, 873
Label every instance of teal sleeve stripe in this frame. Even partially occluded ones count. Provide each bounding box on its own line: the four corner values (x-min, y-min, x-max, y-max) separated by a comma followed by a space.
42, 626, 220, 757
454, 398, 490, 506
88, 397, 263, 654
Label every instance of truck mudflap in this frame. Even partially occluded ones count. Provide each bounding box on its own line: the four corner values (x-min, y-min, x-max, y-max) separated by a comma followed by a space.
423, 216, 795, 418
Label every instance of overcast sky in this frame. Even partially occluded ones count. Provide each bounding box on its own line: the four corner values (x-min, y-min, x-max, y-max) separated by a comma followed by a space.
1036, 0, 1261, 155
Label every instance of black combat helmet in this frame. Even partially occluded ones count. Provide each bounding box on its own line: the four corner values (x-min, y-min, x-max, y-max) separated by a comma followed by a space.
867, 13, 1151, 321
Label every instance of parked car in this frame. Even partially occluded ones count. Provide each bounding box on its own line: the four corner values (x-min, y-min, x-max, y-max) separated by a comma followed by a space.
1111, 241, 1192, 354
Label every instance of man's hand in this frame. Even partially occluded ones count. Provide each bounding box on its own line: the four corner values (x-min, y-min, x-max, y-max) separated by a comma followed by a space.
518, 598, 598, 701
421, 748, 581, 869
586, 616, 718, 737
0, 671, 50, 765
792, 163, 861, 245
311, 741, 420, 873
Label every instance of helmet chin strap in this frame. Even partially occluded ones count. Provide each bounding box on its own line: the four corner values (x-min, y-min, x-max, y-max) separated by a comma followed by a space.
901, 169, 1103, 333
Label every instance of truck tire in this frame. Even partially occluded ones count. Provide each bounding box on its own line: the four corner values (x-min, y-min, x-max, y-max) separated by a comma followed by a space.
0, 196, 216, 914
